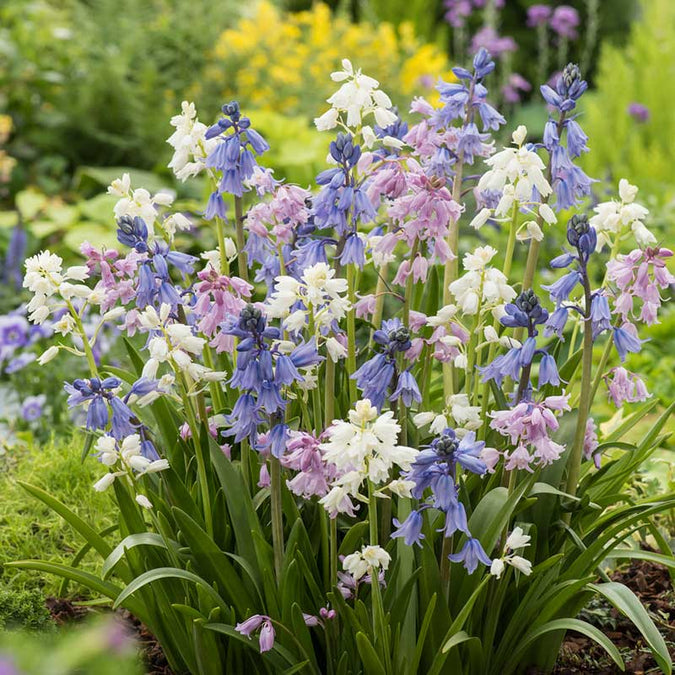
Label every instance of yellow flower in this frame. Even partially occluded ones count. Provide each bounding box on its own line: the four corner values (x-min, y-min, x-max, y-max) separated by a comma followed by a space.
205, 1, 452, 118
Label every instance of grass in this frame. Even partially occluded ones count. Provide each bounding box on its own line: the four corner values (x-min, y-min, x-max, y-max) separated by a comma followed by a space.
0, 433, 114, 597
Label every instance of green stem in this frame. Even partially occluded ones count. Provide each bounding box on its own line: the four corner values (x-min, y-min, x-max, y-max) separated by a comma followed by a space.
589, 335, 613, 403
564, 292, 594, 505
215, 215, 229, 276
325, 356, 335, 427
179, 377, 213, 536
440, 523, 453, 601
202, 346, 225, 412
270, 456, 285, 579
368, 479, 378, 546
68, 302, 99, 377
346, 265, 358, 402
370, 265, 388, 346
234, 196, 248, 283
330, 516, 338, 588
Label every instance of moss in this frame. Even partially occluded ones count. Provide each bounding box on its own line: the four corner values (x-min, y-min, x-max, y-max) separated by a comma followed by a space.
0, 434, 114, 596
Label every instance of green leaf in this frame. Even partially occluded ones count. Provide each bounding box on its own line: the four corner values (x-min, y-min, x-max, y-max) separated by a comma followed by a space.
172, 508, 256, 615
18, 481, 112, 558
590, 582, 672, 674
16, 189, 48, 219
113, 567, 226, 612
355, 632, 386, 675
441, 630, 478, 654
102, 532, 181, 579
6, 560, 146, 623
602, 548, 675, 568
507, 618, 624, 672
408, 594, 437, 675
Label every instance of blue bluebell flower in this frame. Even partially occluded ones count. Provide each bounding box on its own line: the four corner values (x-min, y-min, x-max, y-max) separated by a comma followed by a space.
390, 369, 422, 407
538, 353, 561, 387
65, 377, 136, 439
205, 101, 269, 198
391, 510, 425, 547
542, 271, 581, 304
590, 294, 611, 339
352, 319, 412, 410
613, 326, 645, 362
448, 537, 492, 574
544, 306, 569, 339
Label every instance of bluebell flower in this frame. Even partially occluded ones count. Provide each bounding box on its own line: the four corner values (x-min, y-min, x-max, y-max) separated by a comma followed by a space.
223, 393, 263, 444
65, 377, 136, 439
542, 270, 581, 304
540, 64, 593, 209
268, 423, 289, 458
352, 319, 411, 410
443, 500, 470, 536
205, 101, 269, 199
390, 370, 422, 407
590, 294, 611, 339
117, 215, 149, 253
539, 353, 561, 387
544, 306, 569, 339
479, 346, 522, 386
391, 510, 425, 547
340, 233, 366, 267
448, 537, 492, 574
613, 326, 645, 362
3, 224, 27, 290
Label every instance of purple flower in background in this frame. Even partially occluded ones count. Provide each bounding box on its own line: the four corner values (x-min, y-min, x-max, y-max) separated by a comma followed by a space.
627, 102, 650, 123
443, 0, 473, 28
502, 73, 531, 104
0, 315, 29, 348
21, 394, 46, 422
550, 5, 580, 39
471, 27, 517, 57
527, 4, 552, 27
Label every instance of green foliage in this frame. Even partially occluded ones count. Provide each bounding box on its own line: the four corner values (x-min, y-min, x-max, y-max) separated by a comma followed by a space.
0, 0, 242, 190
0, 435, 114, 595
583, 0, 675, 201
0, 588, 52, 631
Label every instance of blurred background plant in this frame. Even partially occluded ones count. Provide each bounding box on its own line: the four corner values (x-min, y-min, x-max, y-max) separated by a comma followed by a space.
582, 0, 675, 203
200, 1, 452, 118
0, 615, 143, 674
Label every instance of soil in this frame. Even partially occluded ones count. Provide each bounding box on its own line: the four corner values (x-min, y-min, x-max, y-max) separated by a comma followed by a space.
554, 556, 675, 674
45, 555, 674, 675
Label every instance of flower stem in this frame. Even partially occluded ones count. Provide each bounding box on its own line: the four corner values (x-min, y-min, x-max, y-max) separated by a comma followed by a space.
370, 264, 388, 346
564, 282, 594, 506
179, 377, 213, 536
234, 196, 248, 283
330, 515, 338, 588
269, 455, 285, 579
215, 215, 229, 276
346, 264, 358, 402
68, 302, 99, 377
325, 356, 335, 428
368, 479, 378, 546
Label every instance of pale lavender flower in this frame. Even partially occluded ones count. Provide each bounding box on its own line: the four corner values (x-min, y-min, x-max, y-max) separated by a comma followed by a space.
550, 5, 579, 38
627, 102, 650, 123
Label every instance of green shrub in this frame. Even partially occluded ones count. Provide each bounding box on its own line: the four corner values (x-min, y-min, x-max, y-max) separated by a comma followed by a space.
0, 588, 52, 631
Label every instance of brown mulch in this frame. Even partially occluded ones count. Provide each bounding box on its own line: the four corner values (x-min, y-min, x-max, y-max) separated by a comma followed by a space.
45, 597, 173, 675
554, 556, 675, 674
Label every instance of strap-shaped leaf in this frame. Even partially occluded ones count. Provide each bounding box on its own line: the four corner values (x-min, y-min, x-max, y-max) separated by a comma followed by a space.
102, 532, 181, 579
112, 567, 226, 612
355, 632, 386, 675
18, 481, 112, 557
590, 582, 672, 674
506, 618, 624, 673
